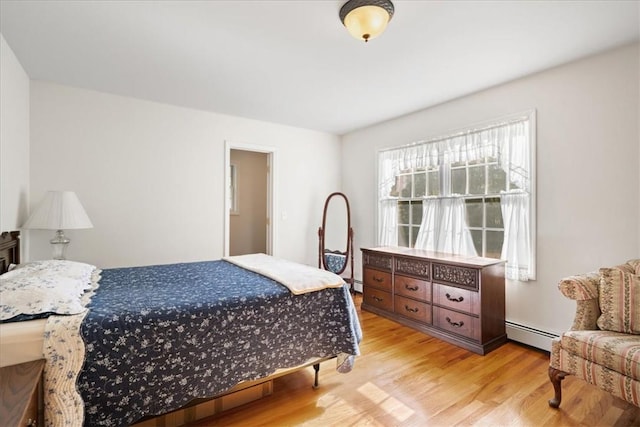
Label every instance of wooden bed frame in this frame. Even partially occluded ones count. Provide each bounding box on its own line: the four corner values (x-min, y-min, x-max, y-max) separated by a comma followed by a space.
133, 357, 331, 427
0, 230, 332, 427
0, 231, 20, 274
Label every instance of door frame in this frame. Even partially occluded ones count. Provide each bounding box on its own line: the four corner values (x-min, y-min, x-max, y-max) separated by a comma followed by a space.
224, 140, 277, 257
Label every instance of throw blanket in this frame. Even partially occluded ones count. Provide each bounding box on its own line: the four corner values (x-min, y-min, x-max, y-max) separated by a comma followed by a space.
223, 253, 345, 294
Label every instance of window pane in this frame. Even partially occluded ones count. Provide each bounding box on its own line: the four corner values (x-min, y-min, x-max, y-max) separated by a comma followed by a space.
398, 226, 410, 247
395, 175, 412, 198
451, 168, 466, 195
485, 230, 504, 258
411, 226, 421, 248
465, 199, 483, 228
468, 165, 486, 195
398, 201, 410, 224
400, 175, 413, 197
414, 172, 426, 197
427, 170, 440, 196
488, 164, 507, 194
470, 229, 483, 256
486, 197, 503, 228
411, 201, 423, 226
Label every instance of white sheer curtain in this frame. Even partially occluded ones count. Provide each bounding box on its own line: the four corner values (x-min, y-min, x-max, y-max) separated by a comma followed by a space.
378, 119, 530, 191
501, 192, 531, 281
415, 197, 477, 256
379, 198, 398, 246
414, 199, 439, 250
379, 116, 533, 279
378, 150, 402, 246
498, 121, 530, 191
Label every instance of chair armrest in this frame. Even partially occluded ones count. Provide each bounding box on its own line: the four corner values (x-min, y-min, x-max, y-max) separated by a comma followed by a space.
558, 273, 599, 300
558, 272, 601, 331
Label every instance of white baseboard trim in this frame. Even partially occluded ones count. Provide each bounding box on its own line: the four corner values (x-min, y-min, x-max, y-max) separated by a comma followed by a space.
506, 321, 558, 352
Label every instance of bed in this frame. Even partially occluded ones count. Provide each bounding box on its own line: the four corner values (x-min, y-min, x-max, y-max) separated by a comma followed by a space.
0, 231, 362, 427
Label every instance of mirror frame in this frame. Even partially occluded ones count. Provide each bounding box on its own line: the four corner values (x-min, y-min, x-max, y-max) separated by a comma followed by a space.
318, 192, 354, 284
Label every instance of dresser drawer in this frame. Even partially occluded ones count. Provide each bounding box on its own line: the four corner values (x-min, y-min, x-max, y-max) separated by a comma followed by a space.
363, 287, 393, 311
433, 283, 479, 315
363, 268, 392, 292
433, 307, 480, 341
395, 275, 430, 302
395, 257, 429, 279
362, 252, 392, 271
394, 295, 431, 324
432, 263, 479, 290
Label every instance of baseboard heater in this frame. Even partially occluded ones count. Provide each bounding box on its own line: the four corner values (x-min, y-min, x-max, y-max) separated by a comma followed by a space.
505, 321, 558, 352
353, 279, 363, 294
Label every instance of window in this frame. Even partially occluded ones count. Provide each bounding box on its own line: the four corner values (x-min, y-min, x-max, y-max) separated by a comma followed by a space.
229, 164, 239, 215
378, 111, 536, 280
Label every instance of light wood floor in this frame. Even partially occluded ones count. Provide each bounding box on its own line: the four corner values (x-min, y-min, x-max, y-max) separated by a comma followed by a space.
190, 294, 639, 426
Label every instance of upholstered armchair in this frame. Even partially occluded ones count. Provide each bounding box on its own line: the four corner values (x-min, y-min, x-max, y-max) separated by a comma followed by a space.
549, 259, 640, 408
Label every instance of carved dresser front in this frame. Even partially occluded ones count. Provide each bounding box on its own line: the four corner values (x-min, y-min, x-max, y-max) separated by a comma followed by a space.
361, 247, 506, 355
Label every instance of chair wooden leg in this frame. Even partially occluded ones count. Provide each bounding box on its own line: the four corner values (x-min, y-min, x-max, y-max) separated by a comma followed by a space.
548, 366, 567, 408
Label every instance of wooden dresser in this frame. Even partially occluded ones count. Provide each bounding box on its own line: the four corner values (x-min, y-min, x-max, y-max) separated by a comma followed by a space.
361, 247, 506, 355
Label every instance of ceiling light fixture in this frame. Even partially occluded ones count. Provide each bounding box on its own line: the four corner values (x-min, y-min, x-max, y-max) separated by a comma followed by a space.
339, 0, 394, 43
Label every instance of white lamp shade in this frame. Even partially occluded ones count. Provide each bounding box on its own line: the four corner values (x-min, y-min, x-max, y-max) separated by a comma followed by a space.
22, 191, 93, 230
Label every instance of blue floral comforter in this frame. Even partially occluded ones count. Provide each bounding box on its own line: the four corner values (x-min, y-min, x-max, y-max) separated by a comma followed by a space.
77, 260, 361, 426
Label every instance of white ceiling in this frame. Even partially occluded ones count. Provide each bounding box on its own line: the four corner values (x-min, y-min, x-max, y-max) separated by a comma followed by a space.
1, 1, 638, 135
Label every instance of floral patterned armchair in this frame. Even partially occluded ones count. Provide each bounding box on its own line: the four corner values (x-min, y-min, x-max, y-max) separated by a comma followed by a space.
549, 259, 640, 408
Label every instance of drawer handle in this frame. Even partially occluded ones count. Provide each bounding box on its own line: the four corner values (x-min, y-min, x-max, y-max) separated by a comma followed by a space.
373, 296, 384, 302
445, 317, 464, 328
404, 284, 419, 291
373, 276, 385, 283
404, 305, 419, 313
445, 293, 464, 303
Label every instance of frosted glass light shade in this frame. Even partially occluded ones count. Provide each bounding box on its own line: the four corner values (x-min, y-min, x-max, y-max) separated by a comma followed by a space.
340, 0, 394, 42
344, 6, 389, 42
22, 191, 93, 230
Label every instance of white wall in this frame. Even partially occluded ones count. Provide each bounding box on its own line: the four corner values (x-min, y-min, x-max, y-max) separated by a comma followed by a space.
29, 82, 341, 268
0, 34, 30, 237
7, 36, 639, 344
342, 43, 640, 337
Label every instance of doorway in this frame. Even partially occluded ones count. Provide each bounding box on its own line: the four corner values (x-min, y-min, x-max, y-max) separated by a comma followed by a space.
224, 142, 276, 257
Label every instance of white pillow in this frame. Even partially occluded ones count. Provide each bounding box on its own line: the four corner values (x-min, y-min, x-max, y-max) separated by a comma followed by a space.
5, 260, 97, 290
0, 260, 100, 321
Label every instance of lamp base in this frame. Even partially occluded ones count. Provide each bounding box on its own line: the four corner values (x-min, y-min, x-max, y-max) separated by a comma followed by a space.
50, 230, 70, 260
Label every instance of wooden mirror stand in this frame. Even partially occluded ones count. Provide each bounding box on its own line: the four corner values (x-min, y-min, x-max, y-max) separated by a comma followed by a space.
318, 192, 354, 292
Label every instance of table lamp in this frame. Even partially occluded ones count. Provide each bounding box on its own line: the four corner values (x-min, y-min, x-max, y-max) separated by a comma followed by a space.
22, 191, 93, 260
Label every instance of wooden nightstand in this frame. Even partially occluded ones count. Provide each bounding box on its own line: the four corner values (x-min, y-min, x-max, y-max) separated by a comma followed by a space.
0, 359, 45, 427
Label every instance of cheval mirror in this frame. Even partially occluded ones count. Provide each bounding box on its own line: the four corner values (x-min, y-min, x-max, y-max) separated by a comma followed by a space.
318, 192, 354, 292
